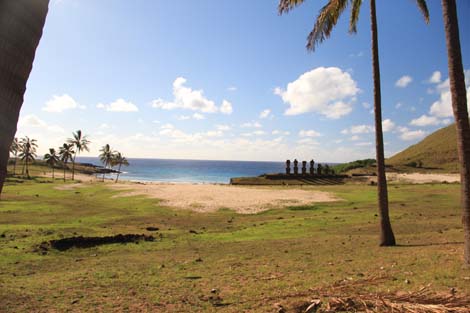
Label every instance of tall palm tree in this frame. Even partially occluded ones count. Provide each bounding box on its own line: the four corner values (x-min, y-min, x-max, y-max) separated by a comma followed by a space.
67, 130, 90, 181
59, 143, 74, 182
278, 0, 429, 246
9, 137, 19, 175
44, 148, 59, 179
0, 0, 49, 197
440, 0, 470, 267
19, 137, 38, 179
111, 152, 129, 183
99, 144, 115, 182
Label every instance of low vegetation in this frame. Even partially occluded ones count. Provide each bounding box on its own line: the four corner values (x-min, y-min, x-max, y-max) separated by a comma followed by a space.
387, 124, 459, 172
0, 174, 468, 311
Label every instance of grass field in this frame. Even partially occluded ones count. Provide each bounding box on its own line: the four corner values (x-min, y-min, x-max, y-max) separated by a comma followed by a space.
0, 173, 468, 312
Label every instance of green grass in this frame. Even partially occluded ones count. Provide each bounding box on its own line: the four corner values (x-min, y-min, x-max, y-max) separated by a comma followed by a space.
0, 177, 468, 312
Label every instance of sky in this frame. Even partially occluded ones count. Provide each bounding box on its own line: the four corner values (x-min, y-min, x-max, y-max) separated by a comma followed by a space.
17, 0, 470, 162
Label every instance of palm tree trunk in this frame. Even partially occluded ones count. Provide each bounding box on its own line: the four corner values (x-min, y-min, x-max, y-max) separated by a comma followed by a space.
441, 0, 470, 267
71, 153, 76, 180
13, 154, 17, 175
370, 0, 395, 246
115, 163, 122, 183
52, 166, 54, 179
63, 162, 66, 182
25, 158, 29, 179
0, 0, 49, 198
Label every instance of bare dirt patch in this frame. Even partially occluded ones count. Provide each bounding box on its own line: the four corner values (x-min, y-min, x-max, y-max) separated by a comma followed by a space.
387, 173, 460, 184
110, 183, 339, 213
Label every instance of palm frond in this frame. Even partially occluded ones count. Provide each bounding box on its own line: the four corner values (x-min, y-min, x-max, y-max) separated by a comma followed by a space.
349, 0, 362, 33
278, 0, 306, 15
307, 0, 349, 51
415, 0, 429, 24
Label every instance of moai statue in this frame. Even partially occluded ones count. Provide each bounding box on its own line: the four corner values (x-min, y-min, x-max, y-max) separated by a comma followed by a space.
286, 159, 291, 175
317, 163, 323, 175
309, 160, 315, 175
301, 161, 307, 175
293, 159, 299, 175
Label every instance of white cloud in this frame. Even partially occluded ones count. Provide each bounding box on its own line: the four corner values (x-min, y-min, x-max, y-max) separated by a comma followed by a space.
395, 75, 413, 88
216, 124, 231, 131
342, 124, 374, 135
275, 67, 359, 118
428, 70, 470, 118
241, 121, 262, 128
395, 102, 403, 109
299, 130, 321, 137
398, 127, 427, 141
362, 102, 371, 109
18, 114, 65, 133
382, 119, 395, 132
42, 94, 85, 112
227, 86, 237, 92
272, 130, 290, 136
259, 109, 272, 119
97, 98, 138, 112
178, 113, 206, 120
151, 77, 226, 114
428, 71, 441, 84
410, 115, 443, 127
355, 142, 372, 146
220, 100, 233, 115
297, 138, 319, 145
351, 135, 360, 141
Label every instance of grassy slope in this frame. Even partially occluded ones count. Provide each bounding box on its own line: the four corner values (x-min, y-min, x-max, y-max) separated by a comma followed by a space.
0, 176, 468, 312
387, 124, 458, 172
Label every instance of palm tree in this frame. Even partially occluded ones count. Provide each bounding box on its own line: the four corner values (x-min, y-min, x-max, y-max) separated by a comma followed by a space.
111, 152, 129, 183
67, 130, 90, 181
19, 137, 38, 179
9, 137, 19, 175
99, 144, 115, 182
59, 143, 74, 182
44, 148, 60, 179
0, 0, 49, 197
278, 0, 429, 246
440, 0, 470, 267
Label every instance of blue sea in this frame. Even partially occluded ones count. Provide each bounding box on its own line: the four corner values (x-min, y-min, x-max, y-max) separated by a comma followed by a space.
77, 157, 286, 184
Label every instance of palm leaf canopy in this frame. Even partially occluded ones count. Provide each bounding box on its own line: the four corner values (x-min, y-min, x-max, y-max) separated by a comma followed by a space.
278, 0, 429, 51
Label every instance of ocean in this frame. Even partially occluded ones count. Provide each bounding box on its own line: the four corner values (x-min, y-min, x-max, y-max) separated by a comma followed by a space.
77, 157, 286, 184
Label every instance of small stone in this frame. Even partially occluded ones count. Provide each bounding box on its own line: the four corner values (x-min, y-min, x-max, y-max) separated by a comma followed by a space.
405, 279, 411, 284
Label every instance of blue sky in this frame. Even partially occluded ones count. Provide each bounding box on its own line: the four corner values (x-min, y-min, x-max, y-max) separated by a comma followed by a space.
17, 0, 470, 162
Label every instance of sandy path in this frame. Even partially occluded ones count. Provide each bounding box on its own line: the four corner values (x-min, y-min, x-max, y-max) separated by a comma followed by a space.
387, 173, 460, 184
110, 183, 339, 214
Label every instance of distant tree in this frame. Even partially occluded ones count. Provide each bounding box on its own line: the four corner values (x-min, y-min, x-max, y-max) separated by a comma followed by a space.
99, 144, 115, 182
278, 0, 429, 246
67, 130, 90, 181
59, 143, 74, 182
111, 152, 129, 183
9, 137, 19, 175
44, 148, 60, 179
440, 0, 470, 267
19, 137, 38, 179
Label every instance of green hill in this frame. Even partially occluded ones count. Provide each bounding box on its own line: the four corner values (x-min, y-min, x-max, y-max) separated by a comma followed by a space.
387, 124, 459, 172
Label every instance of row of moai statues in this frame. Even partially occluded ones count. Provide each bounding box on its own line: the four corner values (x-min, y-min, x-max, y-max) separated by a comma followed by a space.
285, 159, 333, 175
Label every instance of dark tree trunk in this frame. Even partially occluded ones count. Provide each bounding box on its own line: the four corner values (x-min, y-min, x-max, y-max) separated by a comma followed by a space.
0, 0, 49, 198
63, 162, 66, 182
52, 166, 54, 179
441, 0, 470, 267
25, 158, 29, 179
13, 154, 17, 175
71, 153, 76, 180
370, 0, 396, 246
